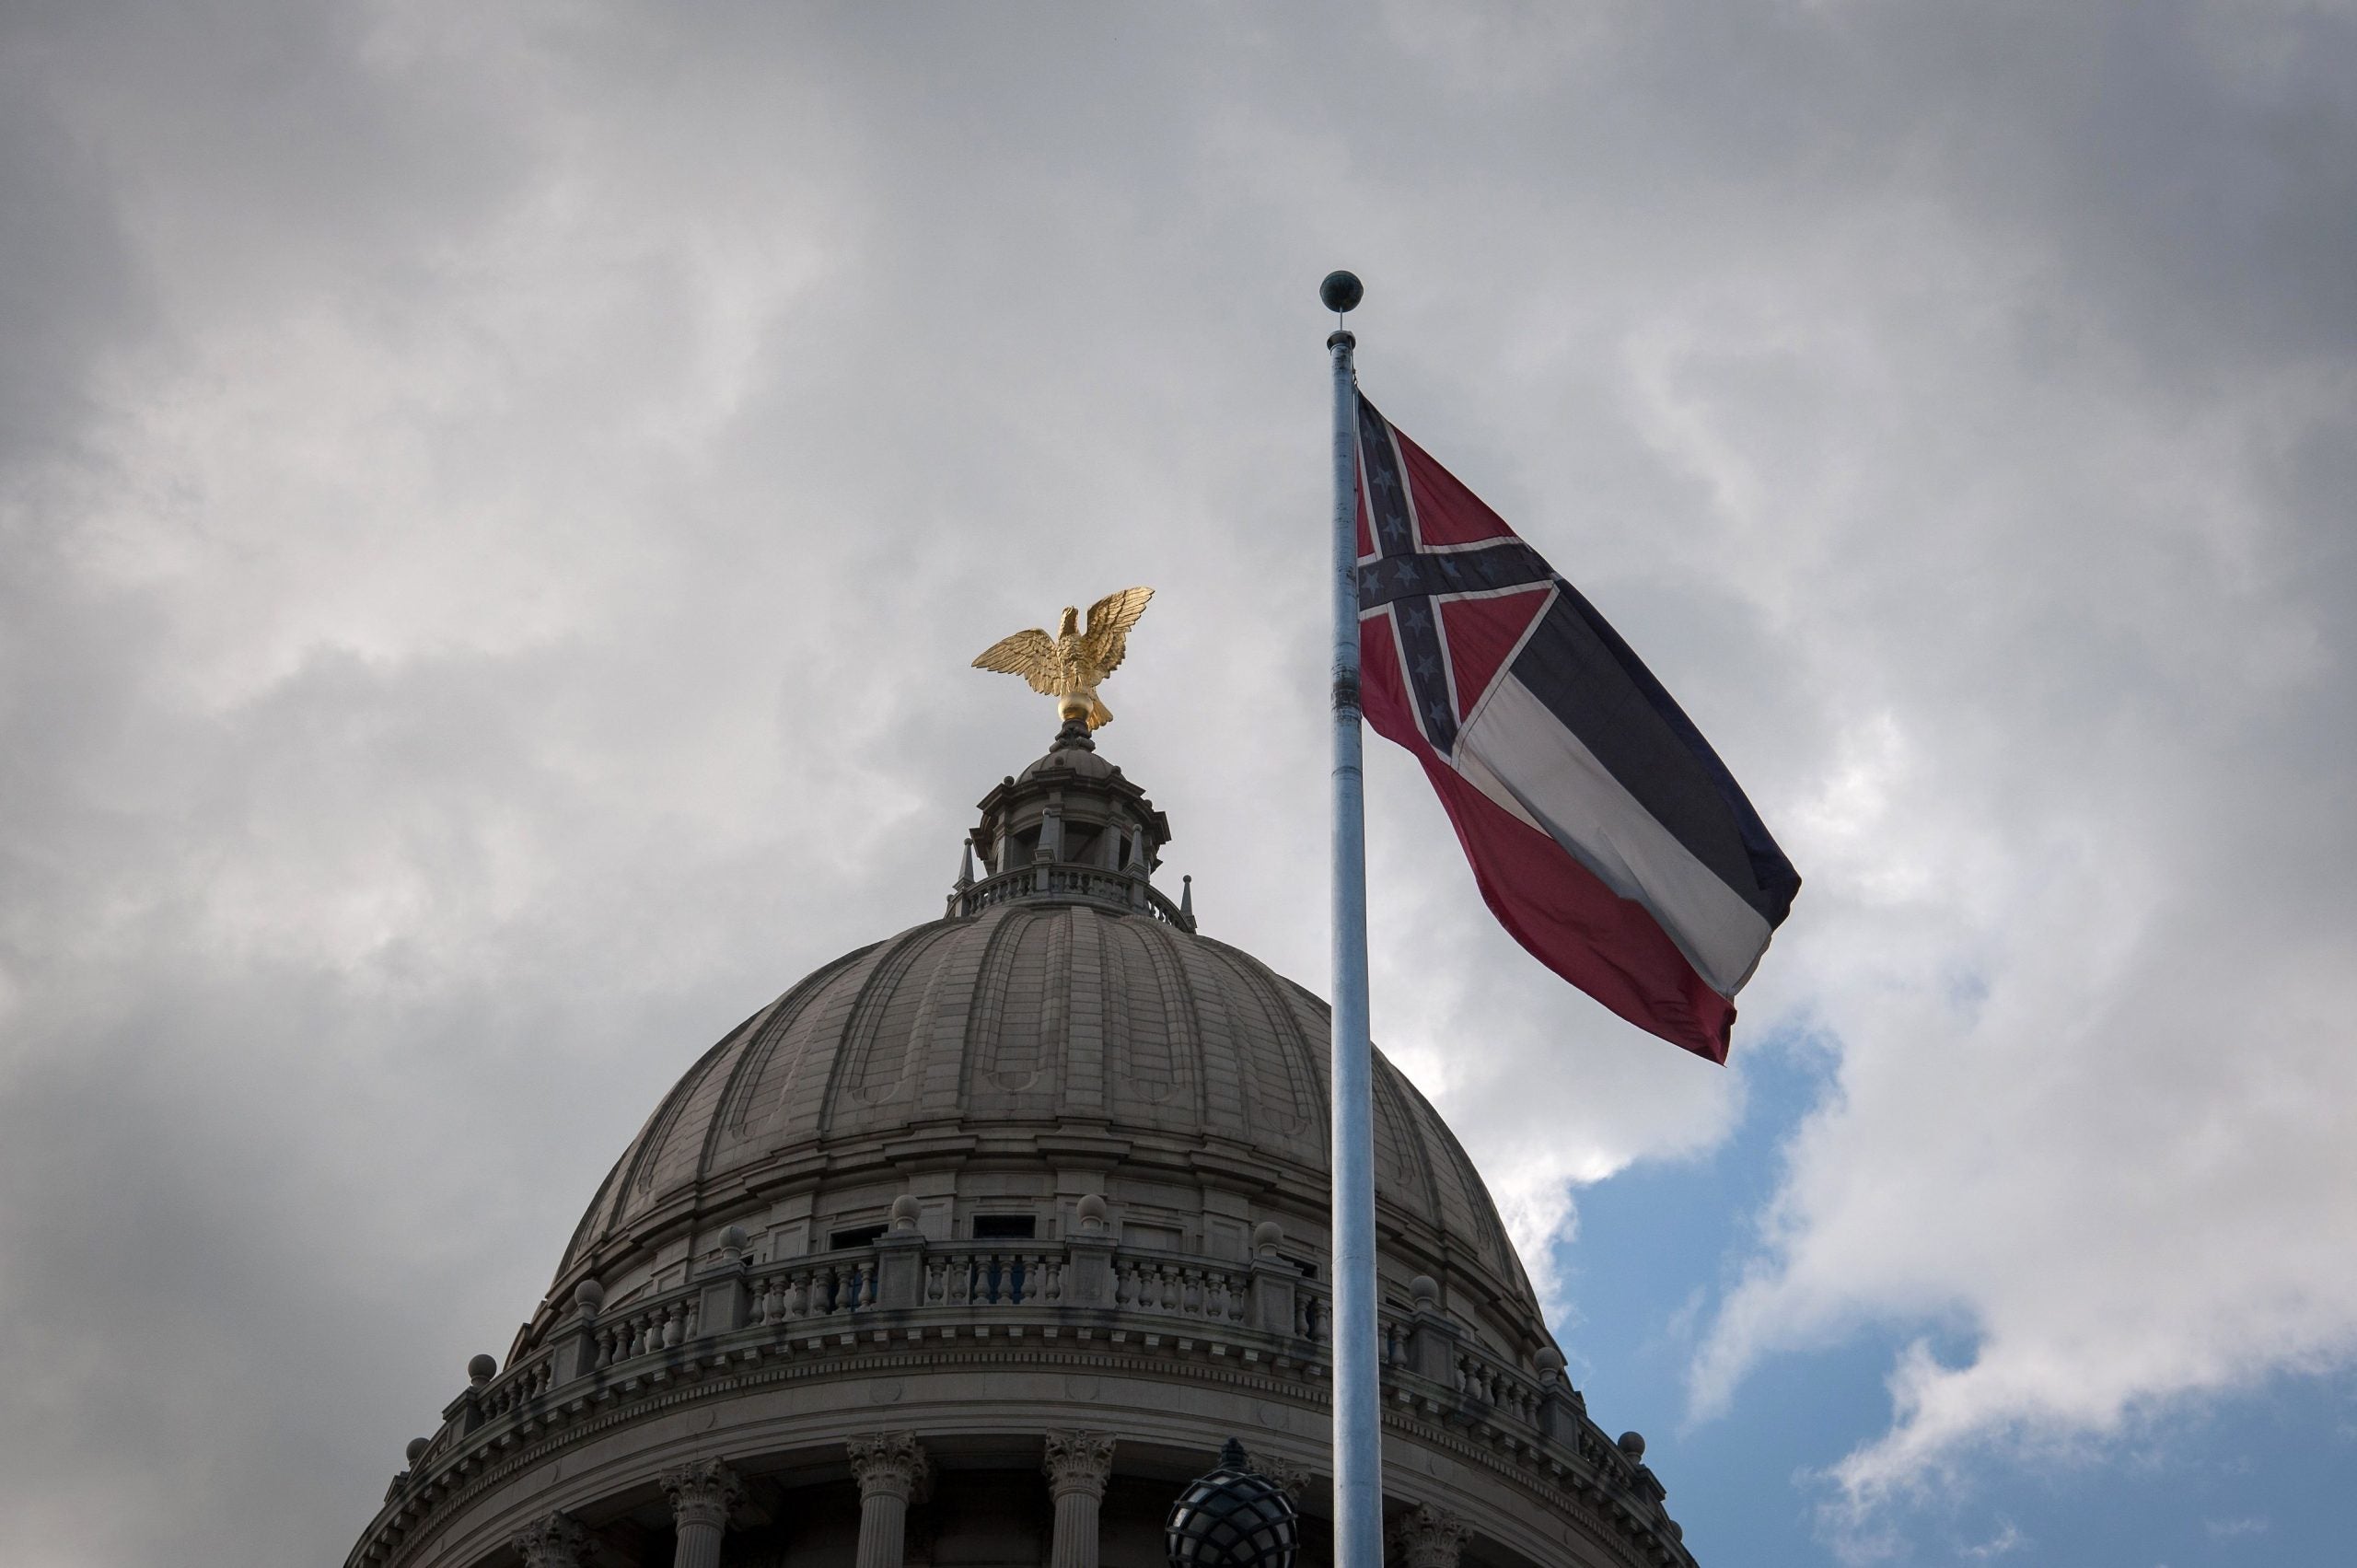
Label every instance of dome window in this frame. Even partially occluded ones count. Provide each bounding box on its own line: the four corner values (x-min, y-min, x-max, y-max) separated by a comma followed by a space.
972, 1213, 1038, 1240
829, 1223, 889, 1250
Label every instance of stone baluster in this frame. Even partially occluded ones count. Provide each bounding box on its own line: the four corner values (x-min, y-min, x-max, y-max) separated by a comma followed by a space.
513, 1511, 592, 1568
847, 1431, 930, 1568
1041, 1431, 1116, 1568
1389, 1504, 1472, 1568
661, 1458, 743, 1568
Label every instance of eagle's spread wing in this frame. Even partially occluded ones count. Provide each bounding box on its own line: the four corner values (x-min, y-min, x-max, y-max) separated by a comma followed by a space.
1077, 586, 1155, 678
971, 628, 1062, 694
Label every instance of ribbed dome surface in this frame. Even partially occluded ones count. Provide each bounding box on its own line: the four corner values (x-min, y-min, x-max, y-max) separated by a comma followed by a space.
556, 897, 1537, 1318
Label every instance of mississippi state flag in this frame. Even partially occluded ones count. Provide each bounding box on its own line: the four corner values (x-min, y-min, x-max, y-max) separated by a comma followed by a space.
1354, 394, 1800, 1062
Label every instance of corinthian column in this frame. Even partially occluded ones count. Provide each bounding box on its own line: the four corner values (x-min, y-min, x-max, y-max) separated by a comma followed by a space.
846, 1431, 930, 1568
512, 1511, 591, 1568
1390, 1504, 1472, 1568
661, 1458, 744, 1568
1041, 1431, 1116, 1568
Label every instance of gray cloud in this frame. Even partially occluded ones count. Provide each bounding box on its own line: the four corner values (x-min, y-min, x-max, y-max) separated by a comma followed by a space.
2, 3, 2352, 1563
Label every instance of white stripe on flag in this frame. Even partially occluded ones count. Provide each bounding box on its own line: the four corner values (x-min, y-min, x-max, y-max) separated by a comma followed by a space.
1452, 676, 1774, 996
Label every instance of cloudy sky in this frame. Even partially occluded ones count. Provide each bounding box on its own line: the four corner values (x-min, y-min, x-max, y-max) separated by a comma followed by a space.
5, 3, 2354, 1564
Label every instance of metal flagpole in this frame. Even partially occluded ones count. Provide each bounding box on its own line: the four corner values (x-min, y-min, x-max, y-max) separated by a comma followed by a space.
1319, 270, 1382, 1568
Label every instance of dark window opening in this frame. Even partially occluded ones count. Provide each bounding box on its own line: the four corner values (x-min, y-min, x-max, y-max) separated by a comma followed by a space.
1285, 1255, 1319, 1280
971, 1214, 1037, 1240
829, 1223, 888, 1249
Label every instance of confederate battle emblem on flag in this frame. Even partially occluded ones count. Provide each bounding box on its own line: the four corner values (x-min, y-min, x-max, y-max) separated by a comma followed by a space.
1353, 394, 1800, 1062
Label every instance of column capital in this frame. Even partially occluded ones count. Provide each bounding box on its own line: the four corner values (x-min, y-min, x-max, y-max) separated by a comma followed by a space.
1245, 1452, 1313, 1504
1040, 1431, 1116, 1500
512, 1510, 592, 1568
847, 1430, 932, 1504
1389, 1504, 1473, 1568
660, 1458, 745, 1532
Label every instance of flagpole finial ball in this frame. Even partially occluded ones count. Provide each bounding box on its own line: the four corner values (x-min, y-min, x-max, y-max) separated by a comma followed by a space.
1318, 271, 1363, 313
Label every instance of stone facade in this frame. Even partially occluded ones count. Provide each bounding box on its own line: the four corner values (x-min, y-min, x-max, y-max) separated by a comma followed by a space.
345, 736, 1695, 1568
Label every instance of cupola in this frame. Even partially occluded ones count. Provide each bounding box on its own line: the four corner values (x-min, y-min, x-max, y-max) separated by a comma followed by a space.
950, 721, 1193, 932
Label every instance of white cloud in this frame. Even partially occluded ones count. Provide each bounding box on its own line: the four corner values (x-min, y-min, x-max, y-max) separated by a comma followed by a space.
1959, 1520, 2026, 1559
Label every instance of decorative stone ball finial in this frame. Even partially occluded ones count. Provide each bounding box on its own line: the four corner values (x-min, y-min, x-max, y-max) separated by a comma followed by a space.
1251, 1220, 1283, 1260
1410, 1274, 1440, 1311
719, 1224, 750, 1260
405, 1437, 430, 1466
467, 1353, 498, 1387
889, 1194, 922, 1233
1533, 1346, 1565, 1382
1318, 270, 1364, 314
1075, 1193, 1109, 1236
572, 1278, 605, 1319
1618, 1431, 1646, 1462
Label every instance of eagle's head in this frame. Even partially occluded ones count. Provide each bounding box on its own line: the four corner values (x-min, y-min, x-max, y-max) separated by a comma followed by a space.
1057, 606, 1081, 637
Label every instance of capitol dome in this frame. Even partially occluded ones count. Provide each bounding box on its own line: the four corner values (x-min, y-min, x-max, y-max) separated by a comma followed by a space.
348, 728, 1695, 1568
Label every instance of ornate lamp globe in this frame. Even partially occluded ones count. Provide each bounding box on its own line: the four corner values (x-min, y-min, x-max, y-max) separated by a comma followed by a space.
1166, 1439, 1299, 1568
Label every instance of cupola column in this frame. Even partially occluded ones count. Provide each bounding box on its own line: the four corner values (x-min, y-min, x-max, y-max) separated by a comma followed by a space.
660, 1458, 743, 1568
1041, 1431, 1117, 1568
847, 1431, 930, 1568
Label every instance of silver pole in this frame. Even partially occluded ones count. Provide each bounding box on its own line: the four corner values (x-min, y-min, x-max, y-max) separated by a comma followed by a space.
1325, 314, 1382, 1568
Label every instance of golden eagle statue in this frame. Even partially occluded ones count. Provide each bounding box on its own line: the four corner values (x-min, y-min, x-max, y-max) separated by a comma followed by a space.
971, 586, 1155, 731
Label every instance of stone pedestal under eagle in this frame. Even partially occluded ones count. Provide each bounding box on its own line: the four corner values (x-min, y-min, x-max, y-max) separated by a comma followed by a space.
971, 586, 1154, 730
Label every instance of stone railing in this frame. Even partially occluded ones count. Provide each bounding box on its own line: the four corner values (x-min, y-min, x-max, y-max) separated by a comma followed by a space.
948, 865, 1195, 932
363, 1234, 1687, 1568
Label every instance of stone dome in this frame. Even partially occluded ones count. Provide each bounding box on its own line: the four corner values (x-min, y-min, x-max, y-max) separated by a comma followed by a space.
350, 731, 1696, 1568
545, 899, 1542, 1355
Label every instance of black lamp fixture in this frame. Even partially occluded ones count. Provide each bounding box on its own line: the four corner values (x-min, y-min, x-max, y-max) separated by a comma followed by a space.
1166, 1439, 1300, 1568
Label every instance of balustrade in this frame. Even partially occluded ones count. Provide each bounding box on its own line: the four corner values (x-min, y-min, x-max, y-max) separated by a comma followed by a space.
592, 1296, 703, 1369
924, 1244, 1062, 1307
439, 1239, 1591, 1479
749, 1255, 875, 1326
472, 1353, 554, 1422
949, 866, 1194, 932
1111, 1250, 1248, 1326
1454, 1344, 1543, 1427
389, 1233, 1663, 1568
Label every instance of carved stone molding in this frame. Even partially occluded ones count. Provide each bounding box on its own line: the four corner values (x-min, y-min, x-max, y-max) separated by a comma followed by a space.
347, 1330, 1690, 1568
511, 1511, 591, 1568
1244, 1452, 1313, 1503
846, 1431, 932, 1504
660, 1458, 744, 1532
1040, 1431, 1117, 1499
1390, 1504, 1473, 1568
